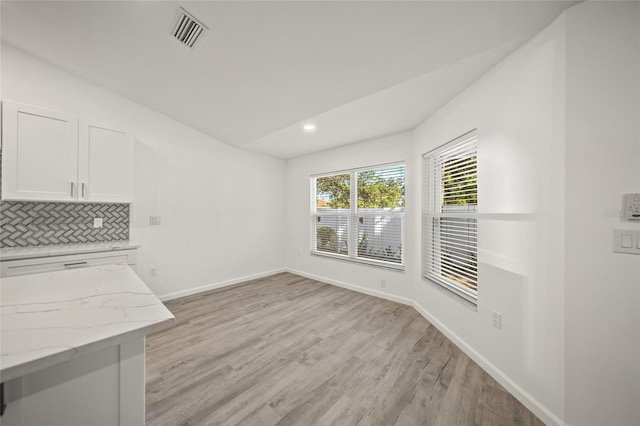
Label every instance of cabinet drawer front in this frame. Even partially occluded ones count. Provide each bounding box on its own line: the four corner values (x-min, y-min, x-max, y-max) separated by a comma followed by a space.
1, 250, 137, 278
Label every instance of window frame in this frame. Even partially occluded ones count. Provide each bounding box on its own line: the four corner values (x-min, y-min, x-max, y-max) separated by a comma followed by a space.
422, 130, 478, 304
311, 162, 405, 271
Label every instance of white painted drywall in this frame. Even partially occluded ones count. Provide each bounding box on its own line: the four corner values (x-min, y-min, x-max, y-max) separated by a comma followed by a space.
0, 43, 286, 298
411, 15, 567, 424
285, 3, 640, 424
284, 15, 568, 423
564, 2, 640, 425
285, 131, 415, 302
4, 1, 639, 424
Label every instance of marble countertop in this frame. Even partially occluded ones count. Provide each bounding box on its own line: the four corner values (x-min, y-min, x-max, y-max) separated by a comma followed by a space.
0, 241, 141, 261
0, 264, 175, 381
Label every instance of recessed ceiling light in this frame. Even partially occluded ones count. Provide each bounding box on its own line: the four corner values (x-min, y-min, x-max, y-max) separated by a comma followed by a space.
303, 124, 317, 133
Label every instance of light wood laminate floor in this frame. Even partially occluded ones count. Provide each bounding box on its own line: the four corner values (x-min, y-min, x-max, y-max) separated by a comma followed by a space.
146, 272, 543, 426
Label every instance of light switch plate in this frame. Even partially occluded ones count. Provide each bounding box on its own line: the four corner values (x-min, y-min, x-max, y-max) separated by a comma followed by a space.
93, 218, 103, 228
613, 229, 640, 255
491, 311, 502, 329
149, 216, 162, 226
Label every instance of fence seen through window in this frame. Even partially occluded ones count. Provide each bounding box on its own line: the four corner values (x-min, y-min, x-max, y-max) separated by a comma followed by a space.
423, 131, 478, 302
313, 164, 405, 268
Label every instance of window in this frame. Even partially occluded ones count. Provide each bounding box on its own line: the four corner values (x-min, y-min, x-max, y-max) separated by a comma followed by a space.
312, 163, 405, 269
423, 131, 478, 303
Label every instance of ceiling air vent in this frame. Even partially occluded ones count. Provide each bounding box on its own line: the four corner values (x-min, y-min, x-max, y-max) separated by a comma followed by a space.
171, 8, 208, 48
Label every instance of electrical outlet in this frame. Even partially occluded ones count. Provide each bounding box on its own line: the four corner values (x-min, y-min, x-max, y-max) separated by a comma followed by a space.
296, 251, 301, 257
149, 268, 157, 278
93, 218, 103, 228
149, 216, 162, 226
491, 311, 502, 330
380, 279, 386, 288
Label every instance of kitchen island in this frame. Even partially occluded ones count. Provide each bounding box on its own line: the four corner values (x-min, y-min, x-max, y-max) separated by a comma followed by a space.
0, 263, 174, 425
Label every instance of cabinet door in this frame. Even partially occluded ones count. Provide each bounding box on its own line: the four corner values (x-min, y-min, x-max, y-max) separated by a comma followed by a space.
1, 101, 79, 201
78, 120, 133, 203
1, 339, 145, 426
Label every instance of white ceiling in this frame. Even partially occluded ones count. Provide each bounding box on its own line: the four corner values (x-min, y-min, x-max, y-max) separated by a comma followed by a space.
1, 1, 575, 159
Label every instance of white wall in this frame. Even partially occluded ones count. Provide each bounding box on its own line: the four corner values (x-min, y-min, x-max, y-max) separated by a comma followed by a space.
285, 131, 414, 302
284, 10, 568, 423
564, 2, 640, 425
412, 15, 567, 424
1, 43, 286, 299
286, 5, 640, 424
4, 1, 639, 424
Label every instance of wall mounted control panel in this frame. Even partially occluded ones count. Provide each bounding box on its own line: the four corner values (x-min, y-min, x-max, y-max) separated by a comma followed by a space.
624, 193, 640, 220
612, 194, 640, 255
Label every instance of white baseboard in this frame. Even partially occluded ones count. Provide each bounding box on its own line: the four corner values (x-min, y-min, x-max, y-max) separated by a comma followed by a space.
157, 267, 563, 425
285, 268, 414, 307
286, 268, 563, 426
158, 268, 286, 301
411, 300, 563, 426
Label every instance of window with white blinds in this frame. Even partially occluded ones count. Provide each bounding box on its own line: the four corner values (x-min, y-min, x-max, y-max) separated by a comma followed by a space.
312, 163, 405, 269
423, 131, 478, 303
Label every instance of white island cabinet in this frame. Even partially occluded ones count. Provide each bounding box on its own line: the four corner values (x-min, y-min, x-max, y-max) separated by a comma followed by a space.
0, 257, 174, 425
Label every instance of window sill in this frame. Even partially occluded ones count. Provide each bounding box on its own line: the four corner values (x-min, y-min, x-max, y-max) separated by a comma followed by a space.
423, 274, 478, 308
311, 251, 405, 271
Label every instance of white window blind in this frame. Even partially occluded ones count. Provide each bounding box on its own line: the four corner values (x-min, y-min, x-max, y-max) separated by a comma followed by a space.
312, 163, 405, 269
423, 131, 478, 303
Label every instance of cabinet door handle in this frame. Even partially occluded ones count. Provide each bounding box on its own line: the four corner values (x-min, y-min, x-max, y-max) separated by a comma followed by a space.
0, 383, 7, 416
70, 182, 75, 197
82, 182, 86, 198
64, 261, 88, 269
1, 382, 5, 417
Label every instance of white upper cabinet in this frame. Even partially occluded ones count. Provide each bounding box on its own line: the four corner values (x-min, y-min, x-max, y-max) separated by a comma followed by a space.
2, 101, 79, 201
79, 121, 133, 203
1, 101, 134, 203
